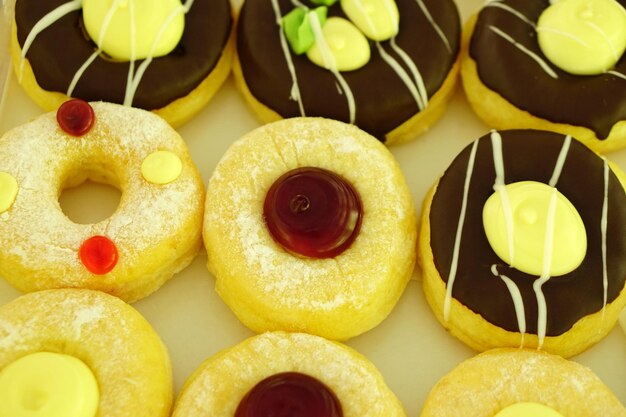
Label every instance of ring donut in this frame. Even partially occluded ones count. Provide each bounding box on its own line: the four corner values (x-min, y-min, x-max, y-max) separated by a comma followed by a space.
0, 100, 204, 303
0, 289, 173, 417
420, 348, 625, 416
418, 129, 626, 357
203, 117, 417, 340
172, 331, 406, 417
461, 0, 626, 153
11, 0, 234, 127
234, 0, 461, 144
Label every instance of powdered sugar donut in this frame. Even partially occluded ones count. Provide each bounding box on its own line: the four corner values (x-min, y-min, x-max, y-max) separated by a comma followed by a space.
0, 100, 204, 302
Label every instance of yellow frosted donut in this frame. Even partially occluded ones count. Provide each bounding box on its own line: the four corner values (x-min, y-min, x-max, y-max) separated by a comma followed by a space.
0, 289, 173, 417
0, 100, 204, 303
420, 348, 625, 416
172, 331, 406, 417
203, 117, 417, 340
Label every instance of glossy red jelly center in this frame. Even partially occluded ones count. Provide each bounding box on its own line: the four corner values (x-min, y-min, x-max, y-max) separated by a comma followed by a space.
263, 167, 362, 258
79, 235, 118, 275
56, 99, 95, 136
235, 372, 343, 417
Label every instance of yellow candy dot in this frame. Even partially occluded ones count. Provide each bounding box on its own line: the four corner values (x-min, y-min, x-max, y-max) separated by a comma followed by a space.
340, 0, 399, 41
495, 402, 565, 417
0, 352, 99, 417
141, 150, 183, 184
0, 171, 18, 213
307, 17, 371, 71
83, 0, 185, 60
537, 0, 626, 75
482, 181, 587, 277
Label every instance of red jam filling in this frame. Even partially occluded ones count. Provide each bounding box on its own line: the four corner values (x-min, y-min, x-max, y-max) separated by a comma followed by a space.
56, 99, 95, 136
263, 167, 363, 258
235, 372, 343, 417
79, 235, 118, 275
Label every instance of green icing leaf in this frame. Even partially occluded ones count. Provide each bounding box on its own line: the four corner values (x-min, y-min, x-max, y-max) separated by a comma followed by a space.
282, 6, 328, 55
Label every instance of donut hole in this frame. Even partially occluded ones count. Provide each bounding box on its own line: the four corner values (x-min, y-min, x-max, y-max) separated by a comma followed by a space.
59, 168, 122, 225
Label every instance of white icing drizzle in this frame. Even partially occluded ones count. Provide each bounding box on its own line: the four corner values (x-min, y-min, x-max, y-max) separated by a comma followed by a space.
484, 1, 536, 28
490, 131, 515, 265
586, 20, 619, 61
377, 41, 426, 110
607, 70, 626, 80
491, 264, 526, 347
548, 134, 571, 187
601, 159, 609, 318
489, 25, 559, 79
536, 26, 589, 47
532, 187, 558, 349
443, 139, 479, 322
414, 0, 452, 52
273, 0, 306, 114
308, 10, 356, 123
18, 0, 83, 80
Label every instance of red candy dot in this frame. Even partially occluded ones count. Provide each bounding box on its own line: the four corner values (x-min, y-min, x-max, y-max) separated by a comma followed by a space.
56, 99, 95, 136
235, 372, 343, 417
79, 236, 118, 275
263, 167, 363, 259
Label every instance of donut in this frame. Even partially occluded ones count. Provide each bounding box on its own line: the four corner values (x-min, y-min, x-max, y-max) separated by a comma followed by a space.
0, 100, 204, 303
460, 0, 626, 153
233, 0, 461, 145
419, 348, 625, 416
0, 289, 173, 417
172, 331, 406, 417
418, 129, 626, 358
11, 0, 234, 127
203, 117, 417, 340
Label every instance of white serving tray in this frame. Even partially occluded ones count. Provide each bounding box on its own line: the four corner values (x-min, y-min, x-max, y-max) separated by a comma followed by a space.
0, 0, 625, 414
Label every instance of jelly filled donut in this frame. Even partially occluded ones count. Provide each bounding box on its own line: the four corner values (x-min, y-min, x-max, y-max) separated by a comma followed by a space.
418, 129, 626, 358
461, 0, 626, 153
0, 100, 204, 303
0, 289, 173, 417
203, 117, 417, 340
11, 0, 233, 127
234, 0, 461, 145
172, 331, 406, 417
420, 348, 625, 416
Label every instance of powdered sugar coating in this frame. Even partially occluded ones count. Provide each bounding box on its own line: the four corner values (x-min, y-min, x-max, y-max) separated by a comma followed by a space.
172, 331, 406, 417
0, 102, 204, 302
0, 289, 173, 417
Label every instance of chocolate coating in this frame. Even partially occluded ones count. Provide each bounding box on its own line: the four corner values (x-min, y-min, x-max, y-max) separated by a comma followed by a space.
236, 0, 460, 141
429, 130, 626, 336
15, 0, 232, 110
469, 0, 626, 140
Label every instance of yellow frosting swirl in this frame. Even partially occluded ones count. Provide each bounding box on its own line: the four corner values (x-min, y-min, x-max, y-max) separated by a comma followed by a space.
0, 171, 18, 213
537, 0, 626, 75
141, 150, 183, 184
482, 181, 587, 277
307, 17, 371, 71
340, 0, 399, 41
82, 0, 186, 61
494, 402, 565, 417
0, 352, 100, 417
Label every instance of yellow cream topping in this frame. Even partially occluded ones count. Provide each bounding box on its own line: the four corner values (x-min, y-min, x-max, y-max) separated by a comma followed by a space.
340, 0, 399, 41
0, 352, 99, 417
537, 0, 626, 75
483, 181, 586, 276
82, 0, 185, 61
307, 17, 371, 71
141, 150, 183, 184
494, 402, 565, 417
0, 172, 18, 213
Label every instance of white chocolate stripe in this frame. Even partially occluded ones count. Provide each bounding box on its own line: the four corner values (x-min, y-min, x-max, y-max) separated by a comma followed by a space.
443, 139, 479, 322
489, 25, 559, 79
19, 0, 83, 80
533, 187, 558, 349
601, 160, 609, 317
377, 41, 426, 110
548, 134, 571, 187
414, 0, 452, 53
484, 1, 535, 28
491, 264, 526, 347
490, 131, 515, 265
389, 37, 429, 109
67, 51, 100, 96
586, 20, 619, 61
607, 70, 626, 81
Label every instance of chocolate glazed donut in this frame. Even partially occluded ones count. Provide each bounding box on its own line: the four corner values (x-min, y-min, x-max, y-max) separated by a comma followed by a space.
429, 130, 626, 337
236, 0, 460, 142
469, 0, 626, 140
14, 0, 232, 111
